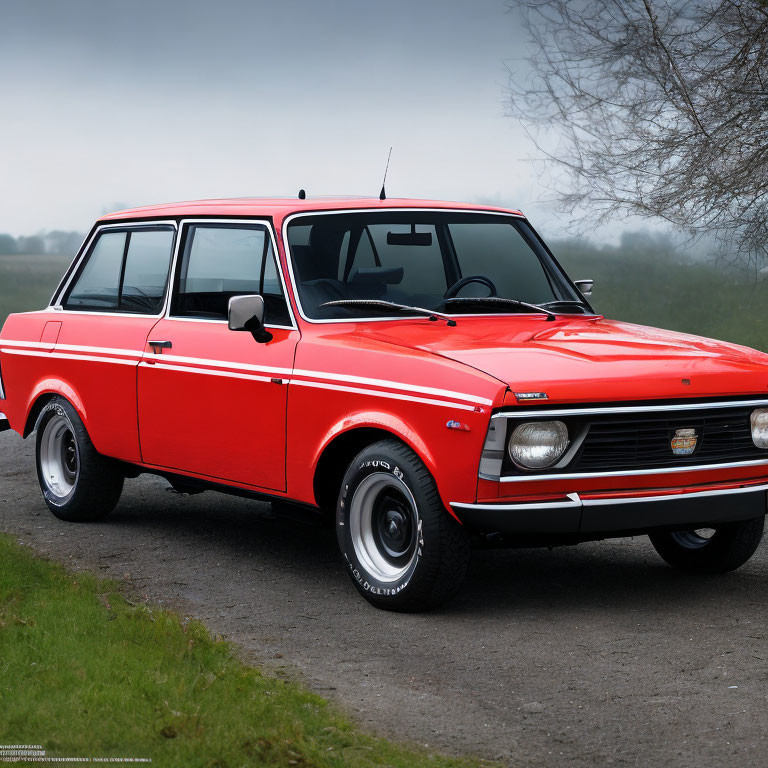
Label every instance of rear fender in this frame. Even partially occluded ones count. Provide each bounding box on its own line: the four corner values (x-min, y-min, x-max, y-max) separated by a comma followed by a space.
23, 378, 87, 437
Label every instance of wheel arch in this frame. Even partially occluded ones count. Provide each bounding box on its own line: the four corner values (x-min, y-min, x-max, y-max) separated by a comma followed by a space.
311, 415, 450, 516
23, 381, 87, 438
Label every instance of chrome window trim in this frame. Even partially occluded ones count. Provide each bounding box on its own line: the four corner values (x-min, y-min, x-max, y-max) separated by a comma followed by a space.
279, 207, 593, 326
50, 220, 180, 318
167, 218, 297, 331
452, 482, 768, 511
491, 399, 768, 420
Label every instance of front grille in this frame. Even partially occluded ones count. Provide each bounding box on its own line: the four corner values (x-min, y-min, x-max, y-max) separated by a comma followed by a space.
502, 402, 768, 476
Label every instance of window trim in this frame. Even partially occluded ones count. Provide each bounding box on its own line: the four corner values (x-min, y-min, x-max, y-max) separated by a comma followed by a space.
165, 218, 297, 331
282, 208, 593, 325
51, 221, 180, 318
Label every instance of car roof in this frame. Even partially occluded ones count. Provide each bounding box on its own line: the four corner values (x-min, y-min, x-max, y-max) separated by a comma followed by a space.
99, 197, 525, 225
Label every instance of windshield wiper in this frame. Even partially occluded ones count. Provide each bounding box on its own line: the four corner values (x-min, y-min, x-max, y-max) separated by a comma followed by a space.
538, 299, 592, 313
320, 299, 457, 326
443, 296, 557, 321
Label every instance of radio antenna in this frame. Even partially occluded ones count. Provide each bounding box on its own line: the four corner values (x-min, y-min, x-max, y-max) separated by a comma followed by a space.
379, 147, 392, 201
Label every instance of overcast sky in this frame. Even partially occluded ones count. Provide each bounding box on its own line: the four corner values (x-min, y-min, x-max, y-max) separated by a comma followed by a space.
1, 0, 572, 237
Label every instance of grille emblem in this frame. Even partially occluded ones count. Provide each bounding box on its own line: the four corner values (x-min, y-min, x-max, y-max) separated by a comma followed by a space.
671, 428, 698, 456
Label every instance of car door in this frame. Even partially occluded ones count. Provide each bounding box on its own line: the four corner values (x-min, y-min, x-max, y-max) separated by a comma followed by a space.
50, 223, 177, 463
137, 220, 299, 491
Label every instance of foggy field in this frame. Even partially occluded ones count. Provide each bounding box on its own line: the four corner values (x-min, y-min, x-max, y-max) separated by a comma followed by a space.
0, 253, 69, 323
553, 243, 768, 353
0, 247, 766, 354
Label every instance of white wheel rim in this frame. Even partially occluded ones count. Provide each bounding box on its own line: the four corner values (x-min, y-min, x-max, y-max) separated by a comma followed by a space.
348, 472, 420, 583
39, 413, 79, 501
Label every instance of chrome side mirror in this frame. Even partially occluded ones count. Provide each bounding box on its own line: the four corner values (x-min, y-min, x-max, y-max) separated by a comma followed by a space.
228, 294, 272, 343
574, 279, 594, 298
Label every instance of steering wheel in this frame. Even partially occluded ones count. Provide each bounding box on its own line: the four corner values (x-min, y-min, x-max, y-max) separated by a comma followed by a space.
444, 275, 498, 299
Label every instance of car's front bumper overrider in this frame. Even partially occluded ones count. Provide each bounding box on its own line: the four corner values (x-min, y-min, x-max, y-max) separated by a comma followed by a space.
452, 481, 768, 535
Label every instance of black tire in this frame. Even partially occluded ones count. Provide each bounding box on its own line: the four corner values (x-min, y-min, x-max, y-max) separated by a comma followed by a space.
649, 516, 765, 574
35, 396, 124, 522
336, 439, 470, 611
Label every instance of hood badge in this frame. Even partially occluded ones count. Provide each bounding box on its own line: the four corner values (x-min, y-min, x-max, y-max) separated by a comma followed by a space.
671, 428, 698, 456
515, 392, 549, 401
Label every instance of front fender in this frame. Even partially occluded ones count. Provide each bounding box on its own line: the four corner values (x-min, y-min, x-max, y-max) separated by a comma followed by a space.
313, 409, 438, 480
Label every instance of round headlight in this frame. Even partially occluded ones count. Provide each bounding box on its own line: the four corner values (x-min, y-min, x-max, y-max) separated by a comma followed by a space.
751, 408, 768, 449
509, 420, 570, 469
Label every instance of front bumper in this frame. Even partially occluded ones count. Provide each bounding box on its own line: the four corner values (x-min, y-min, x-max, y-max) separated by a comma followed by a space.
452, 481, 768, 535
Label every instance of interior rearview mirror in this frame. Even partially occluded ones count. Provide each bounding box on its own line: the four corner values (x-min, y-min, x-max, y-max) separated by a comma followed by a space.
574, 279, 594, 298
228, 294, 273, 343
386, 231, 433, 246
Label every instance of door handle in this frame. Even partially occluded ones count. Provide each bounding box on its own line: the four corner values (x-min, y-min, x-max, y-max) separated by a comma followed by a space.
148, 340, 172, 354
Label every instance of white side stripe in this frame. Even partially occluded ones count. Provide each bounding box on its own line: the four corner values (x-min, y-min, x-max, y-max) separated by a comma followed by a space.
291, 368, 492, 406
160, 353, 291, 377
291, 379, 478, 411
1, 342, 491, 409
143, 362, 275, 383
1, 349, 136, 366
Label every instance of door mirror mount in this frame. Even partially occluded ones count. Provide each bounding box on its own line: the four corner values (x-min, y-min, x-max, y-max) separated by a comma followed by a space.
574, 279, 594, 298
228, 295, 273, 343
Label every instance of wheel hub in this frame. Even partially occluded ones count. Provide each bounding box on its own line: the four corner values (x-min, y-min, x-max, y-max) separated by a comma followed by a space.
39, 413, 79, 501
348, 472, 420, 583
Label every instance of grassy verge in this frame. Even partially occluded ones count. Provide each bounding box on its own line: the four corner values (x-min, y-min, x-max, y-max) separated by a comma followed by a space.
0, 253, 69, 326
0, 535, 491, 768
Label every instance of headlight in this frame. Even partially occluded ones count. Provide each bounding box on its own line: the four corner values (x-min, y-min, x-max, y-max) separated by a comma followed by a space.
509, 420, 569, 469
751, 408, 768, 448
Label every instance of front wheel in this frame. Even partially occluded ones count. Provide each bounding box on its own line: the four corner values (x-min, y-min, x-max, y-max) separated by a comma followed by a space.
337, 439, 470, 612
649, 516, 765, 574
35, 396, 124, 522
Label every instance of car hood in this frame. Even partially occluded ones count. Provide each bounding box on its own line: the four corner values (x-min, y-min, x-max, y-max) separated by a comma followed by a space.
365, 316, 768, 404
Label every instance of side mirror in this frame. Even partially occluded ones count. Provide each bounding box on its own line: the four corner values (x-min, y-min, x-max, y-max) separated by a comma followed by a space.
228, 295, 273, 343
574, 279, 594, 298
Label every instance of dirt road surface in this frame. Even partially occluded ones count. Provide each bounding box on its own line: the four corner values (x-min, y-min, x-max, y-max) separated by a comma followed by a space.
2, 430, 767, 767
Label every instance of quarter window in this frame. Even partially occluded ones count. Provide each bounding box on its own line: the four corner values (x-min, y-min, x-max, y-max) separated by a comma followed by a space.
63, 227, 175, 314
173, 224, 291, 326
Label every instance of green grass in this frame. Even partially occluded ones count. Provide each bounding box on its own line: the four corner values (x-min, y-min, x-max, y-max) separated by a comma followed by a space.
0, 253, 69, 326
553, 241, 768, 352
0, 535, 490, 768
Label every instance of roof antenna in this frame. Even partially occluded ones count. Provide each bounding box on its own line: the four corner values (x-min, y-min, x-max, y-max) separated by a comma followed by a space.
298, 189, 306, 200
379, 147, 392, 201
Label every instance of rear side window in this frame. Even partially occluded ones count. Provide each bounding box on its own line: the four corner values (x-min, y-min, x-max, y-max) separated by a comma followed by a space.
64, 232, 125, 309
173, 224, 291, 326
63, 226, 175, 314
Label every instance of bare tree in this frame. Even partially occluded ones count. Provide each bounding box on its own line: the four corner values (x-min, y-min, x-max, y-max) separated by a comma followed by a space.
509, 0, 768, 264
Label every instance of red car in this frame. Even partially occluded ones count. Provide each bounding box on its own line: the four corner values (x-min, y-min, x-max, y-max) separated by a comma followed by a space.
2, 197, 768, 610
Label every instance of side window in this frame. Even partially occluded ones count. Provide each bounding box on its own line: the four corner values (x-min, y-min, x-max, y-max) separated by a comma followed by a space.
63, 227, 174, 314
120, 230, 176, 314
173, 224, 291, 326
64, 232, 126, 310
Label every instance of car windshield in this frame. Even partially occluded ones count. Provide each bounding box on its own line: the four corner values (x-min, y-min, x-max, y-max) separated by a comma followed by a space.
286, 211, 587, 321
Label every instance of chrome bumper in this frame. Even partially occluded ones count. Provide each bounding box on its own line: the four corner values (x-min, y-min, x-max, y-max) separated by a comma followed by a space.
451, 483, 768, 535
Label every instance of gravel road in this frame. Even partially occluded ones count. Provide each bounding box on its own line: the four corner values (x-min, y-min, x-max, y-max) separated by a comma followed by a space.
2, 429, 767, 767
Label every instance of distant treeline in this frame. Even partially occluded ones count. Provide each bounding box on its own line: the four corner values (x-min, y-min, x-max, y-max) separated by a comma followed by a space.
0, 231, 84, 256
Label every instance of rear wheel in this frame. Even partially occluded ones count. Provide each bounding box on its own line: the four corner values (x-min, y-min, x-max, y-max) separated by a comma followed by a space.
336, 439, 470, 611
35, 396, 124, 522
649, 516, 765, 573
